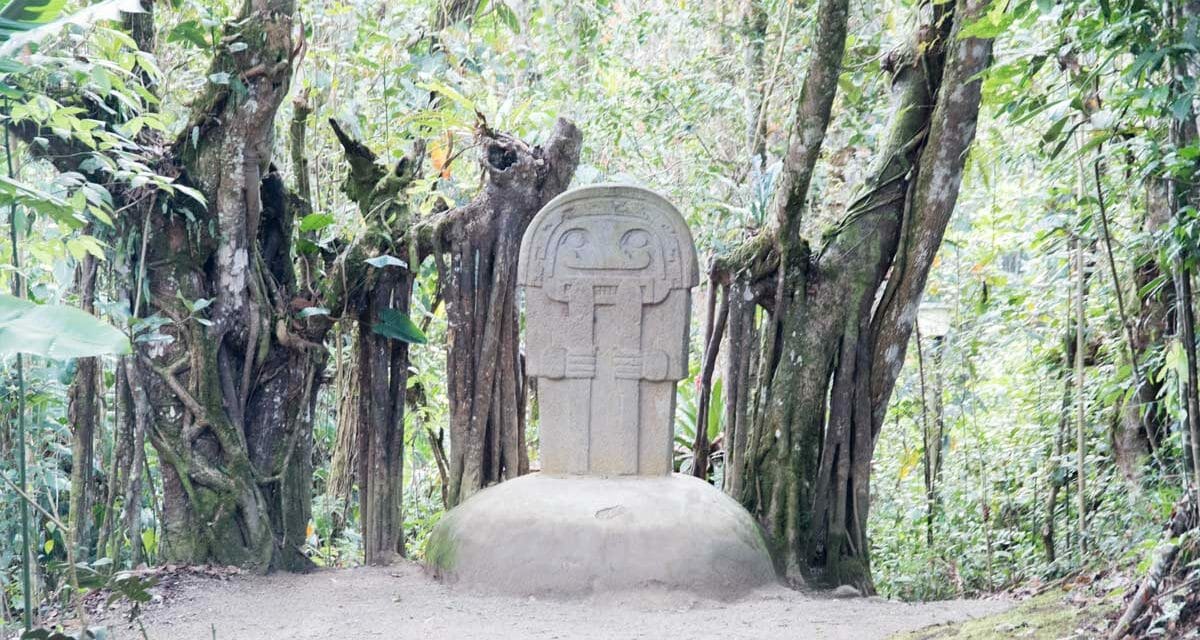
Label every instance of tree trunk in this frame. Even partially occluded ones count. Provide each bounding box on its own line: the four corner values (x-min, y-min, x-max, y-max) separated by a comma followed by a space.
327, 335, 360, 520
129, 0, 332, 571
356, 272, 411, 564
122, 358, 151, 566
68, 254, 100, 559
1176, 265, 1200, 487
1073, 234, 1093, 553
715, 0, 994, 591
2, 0, 313, 572
1042, 369, 1071, 564
1115, 181, 1173, 483
722, 279, 760, 498
917, 328, 946, 548
419, 118, 582, 507
1169, 0, 1200, 488
734, 0, 851, 582
741, 0, 768, 160
326, 118, 427, 565
692, 283, 728, 478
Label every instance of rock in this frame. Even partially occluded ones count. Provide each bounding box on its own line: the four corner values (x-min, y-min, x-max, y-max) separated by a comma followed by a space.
832, 585, 863, 599
426, 473, 776, 598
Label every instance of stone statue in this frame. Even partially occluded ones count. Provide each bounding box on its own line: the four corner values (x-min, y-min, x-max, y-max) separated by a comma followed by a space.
427, 184, 774, 597
518, 186, 698, 475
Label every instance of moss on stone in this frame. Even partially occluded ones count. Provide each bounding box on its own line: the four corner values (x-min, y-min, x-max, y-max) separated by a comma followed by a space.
422, 521, 458, 571
891, 591, 1116, 640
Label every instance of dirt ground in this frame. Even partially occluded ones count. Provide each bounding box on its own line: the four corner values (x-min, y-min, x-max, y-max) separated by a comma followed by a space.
91, 561, 1011, 640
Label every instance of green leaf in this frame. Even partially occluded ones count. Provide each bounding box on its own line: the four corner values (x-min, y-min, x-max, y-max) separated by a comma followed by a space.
417, 79, 475, 112
957, 3, 1012, 40
173, 184, 206, 207
0, 294, 130, 359
0, 0, 66, 23
141, 528, 156, 555
707, 378, 723, 441
372, 309, 427, 345
166, 19, 208, 49
495, 1, 521, 33
1041, 114, 1070, 144
299, 212, 334, 232
66, 235, 106, 261
296, 238, 319, 255
0, 0, 145, 56
0, 174, 72, 221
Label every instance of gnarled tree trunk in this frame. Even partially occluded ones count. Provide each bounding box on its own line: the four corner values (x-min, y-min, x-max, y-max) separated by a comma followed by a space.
326, 118, 425, 564
129, 0, 332, 571
417, 118, 582, 507
714, 0, 994, 591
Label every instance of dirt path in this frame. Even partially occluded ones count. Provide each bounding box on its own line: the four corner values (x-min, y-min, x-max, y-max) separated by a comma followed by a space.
101, 562, 1010, 640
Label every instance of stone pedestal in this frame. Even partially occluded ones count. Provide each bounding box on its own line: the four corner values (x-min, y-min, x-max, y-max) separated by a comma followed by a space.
425, 184, 776, 597
425, 473, 776, 597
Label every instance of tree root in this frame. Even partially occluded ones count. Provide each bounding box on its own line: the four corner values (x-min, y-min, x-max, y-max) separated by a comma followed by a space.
1108, 490, 1200, 639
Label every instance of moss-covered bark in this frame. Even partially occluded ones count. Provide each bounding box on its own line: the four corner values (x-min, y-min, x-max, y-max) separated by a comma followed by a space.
125, 0, 337, 572
414, 118, 582, 507
718, 0, 994, 592
8, 0, 337, 573
326, 120, 423, 564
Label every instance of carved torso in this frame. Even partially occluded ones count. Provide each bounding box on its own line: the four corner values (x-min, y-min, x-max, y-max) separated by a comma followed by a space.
518, 185, 699, 475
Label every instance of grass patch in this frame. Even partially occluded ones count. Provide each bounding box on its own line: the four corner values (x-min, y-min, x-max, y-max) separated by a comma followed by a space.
891, 591, 1118, 639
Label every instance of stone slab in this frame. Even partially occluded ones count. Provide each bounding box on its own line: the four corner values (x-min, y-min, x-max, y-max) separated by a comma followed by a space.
518, 185, 699, 476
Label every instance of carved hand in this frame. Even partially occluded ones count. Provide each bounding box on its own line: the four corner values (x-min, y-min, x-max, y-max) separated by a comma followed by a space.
564, 350, 597, 378
614, 350, 671, 381
614, 350, 642, 379
531, 347, 595, 379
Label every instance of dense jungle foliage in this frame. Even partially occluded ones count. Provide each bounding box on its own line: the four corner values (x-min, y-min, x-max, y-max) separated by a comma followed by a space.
1, 0, 1200, 637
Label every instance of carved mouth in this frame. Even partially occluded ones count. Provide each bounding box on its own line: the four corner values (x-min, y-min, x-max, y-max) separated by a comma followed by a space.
560, 251, 652, 271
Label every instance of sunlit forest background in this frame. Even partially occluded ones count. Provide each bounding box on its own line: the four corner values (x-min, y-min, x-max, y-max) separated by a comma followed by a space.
3, 0, 1200, 637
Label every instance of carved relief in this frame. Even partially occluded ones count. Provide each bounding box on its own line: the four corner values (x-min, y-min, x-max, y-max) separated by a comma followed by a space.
518, 185, 699, 476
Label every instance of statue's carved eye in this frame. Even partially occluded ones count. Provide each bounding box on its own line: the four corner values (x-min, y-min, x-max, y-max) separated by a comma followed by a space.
562, 229, 588, 249
621, 229, 650, 249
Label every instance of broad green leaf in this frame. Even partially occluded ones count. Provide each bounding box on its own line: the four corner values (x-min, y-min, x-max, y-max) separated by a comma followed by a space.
372, 309, 427, 345
299, 212, 334, 232
0, 174, 72, 221
0, 0, 67, 24
957, 3, 1012, 40
0, 0, 144, 56
166, 19, 209, 49
0, 294, 130, 359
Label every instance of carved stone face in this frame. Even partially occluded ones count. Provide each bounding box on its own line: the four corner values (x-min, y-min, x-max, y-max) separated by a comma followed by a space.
550, 217, 664, 281
517, 185, 701, 477
519, 186, 698, 301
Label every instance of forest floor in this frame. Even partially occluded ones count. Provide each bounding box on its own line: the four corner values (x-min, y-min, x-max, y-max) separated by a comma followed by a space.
90, 561, 1012, 640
